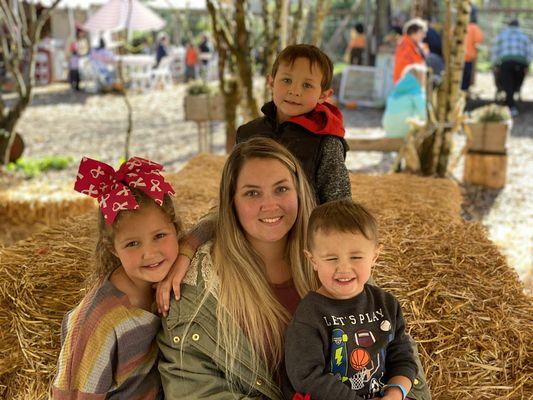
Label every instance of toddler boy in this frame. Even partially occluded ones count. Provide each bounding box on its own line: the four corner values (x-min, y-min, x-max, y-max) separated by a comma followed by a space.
283, 200, 418, 400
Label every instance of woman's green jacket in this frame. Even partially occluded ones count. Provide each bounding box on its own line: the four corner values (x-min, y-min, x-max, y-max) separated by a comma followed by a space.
157, 243, 284, 399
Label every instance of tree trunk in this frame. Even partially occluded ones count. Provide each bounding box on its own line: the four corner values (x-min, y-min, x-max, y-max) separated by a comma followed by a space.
0, 0, 61, 165
288, 0, 304, 45
279, 0, 290, 49
262, 0, 281, 102
311, 0, 333, 47
207, 0, 239, 152
323, 0, 362, 57
234, 0, 259, 120
436, 0, 469, 176
374, 0, 390, 51
117, 58, 134, 160
419, 0, 470, 177
120, 0, 134, 160
0, 85, 31, 164
224, 78, 239, 152
410, 0, 424, 18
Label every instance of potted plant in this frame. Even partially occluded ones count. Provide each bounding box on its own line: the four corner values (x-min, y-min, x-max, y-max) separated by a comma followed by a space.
465, 104, 512, 153
184, 81, 225, 121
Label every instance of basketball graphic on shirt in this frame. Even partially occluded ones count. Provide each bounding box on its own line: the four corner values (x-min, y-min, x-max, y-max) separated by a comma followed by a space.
350, 348, 370, 371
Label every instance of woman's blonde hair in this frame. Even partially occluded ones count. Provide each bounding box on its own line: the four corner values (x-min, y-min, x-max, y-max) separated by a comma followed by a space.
93, 188, 181, 283
209, 137, 318, 384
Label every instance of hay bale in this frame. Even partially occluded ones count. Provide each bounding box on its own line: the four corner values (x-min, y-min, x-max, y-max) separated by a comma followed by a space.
0, 153, 225, 248
0, 181, 96, 247
1, 154, 531, 399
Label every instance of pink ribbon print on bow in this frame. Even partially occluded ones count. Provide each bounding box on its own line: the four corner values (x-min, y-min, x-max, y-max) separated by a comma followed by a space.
74, 156, 175, 224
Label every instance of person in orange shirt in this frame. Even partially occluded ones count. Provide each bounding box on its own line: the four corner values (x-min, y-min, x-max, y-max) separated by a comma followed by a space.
462, 9, 484, 91
185, 41, 199, 82
346, 23, 366, 65
392, 18, 428, 84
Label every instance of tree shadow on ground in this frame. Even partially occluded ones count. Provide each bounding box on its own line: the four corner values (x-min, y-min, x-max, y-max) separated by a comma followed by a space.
29, 87, 104, 107
3, 84, 101, 108
459, 183, 502, 221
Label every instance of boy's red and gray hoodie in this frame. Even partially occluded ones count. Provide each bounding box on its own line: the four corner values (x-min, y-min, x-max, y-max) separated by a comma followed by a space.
236, 101, 350, 204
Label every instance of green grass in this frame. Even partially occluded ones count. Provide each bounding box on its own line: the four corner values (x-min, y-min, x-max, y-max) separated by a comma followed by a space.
7, 155, 74, 178
333, 62, 348, 75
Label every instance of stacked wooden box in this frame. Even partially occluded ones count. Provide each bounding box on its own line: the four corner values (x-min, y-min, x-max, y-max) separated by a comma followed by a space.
463, 120, 511, 189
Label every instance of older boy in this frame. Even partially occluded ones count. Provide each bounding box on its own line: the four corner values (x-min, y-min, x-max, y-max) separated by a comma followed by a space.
237, 44, 351, 204
283, 200, 422, 400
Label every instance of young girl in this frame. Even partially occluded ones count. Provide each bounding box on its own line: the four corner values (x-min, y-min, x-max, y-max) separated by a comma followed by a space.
52, 156, 180, 400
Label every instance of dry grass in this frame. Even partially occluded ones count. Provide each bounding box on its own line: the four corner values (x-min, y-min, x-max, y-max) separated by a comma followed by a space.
0, 154, 531, 399
0, 182, 96, 247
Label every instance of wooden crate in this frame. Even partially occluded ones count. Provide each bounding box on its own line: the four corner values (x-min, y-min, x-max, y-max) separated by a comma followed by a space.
184, 94, 225, 121
463, 150, 507, 189
465, 121, 510, 153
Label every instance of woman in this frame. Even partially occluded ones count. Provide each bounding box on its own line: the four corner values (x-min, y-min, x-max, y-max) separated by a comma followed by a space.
392, 18, 427, 84
157, 138, 318, 398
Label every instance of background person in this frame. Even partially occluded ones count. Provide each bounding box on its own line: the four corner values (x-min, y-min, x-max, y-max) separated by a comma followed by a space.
393, 18, 428, 84
462, 8, 484, 92
184, 41, 199, 82
383, 64, 428, 139
491, 19, 532, 116
89, 38, 117, 90
345, 23, 366, 65
155, 32, 169, 68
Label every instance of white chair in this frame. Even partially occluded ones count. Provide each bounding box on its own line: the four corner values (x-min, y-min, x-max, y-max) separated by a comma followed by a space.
150, 56, 173, 90
78, 57, 99, 93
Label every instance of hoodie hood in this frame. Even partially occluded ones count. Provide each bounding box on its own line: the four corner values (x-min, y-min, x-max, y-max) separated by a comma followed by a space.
287, 101, 345, 137
390, 73, 423, 99
261, 101, 345, 138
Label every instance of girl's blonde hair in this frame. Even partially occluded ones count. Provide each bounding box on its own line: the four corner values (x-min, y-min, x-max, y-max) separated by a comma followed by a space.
209, 137, 318, 384
94, 188, 181, 283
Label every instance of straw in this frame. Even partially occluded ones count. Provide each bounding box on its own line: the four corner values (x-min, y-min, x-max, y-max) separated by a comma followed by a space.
0, 154, 531, 399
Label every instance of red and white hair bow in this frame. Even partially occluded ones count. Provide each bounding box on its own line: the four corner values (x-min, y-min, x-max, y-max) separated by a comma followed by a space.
74, 156, 175, 224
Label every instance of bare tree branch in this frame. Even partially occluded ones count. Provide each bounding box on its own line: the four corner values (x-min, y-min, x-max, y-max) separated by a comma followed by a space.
210, 0, 237, 53
0, 0, 61, 164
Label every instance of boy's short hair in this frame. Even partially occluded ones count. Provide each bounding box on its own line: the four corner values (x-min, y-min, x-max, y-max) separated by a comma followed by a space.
271, 44, 333, 91
307, 199, 378, 248
403, 18, 428, 35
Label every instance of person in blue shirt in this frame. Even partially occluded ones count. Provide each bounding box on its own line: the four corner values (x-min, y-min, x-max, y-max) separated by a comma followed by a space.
155, 32, 169, 68
382, 63, 427, 139
492, 19, 532, 116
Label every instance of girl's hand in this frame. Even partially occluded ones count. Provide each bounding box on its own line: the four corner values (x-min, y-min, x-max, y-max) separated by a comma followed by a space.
156, 254, 191, 316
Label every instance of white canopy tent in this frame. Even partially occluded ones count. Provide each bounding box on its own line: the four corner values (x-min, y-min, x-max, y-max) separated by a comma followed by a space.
83, 0, 165, 33
20, 0, 108, 10
146, 0, 206, 10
